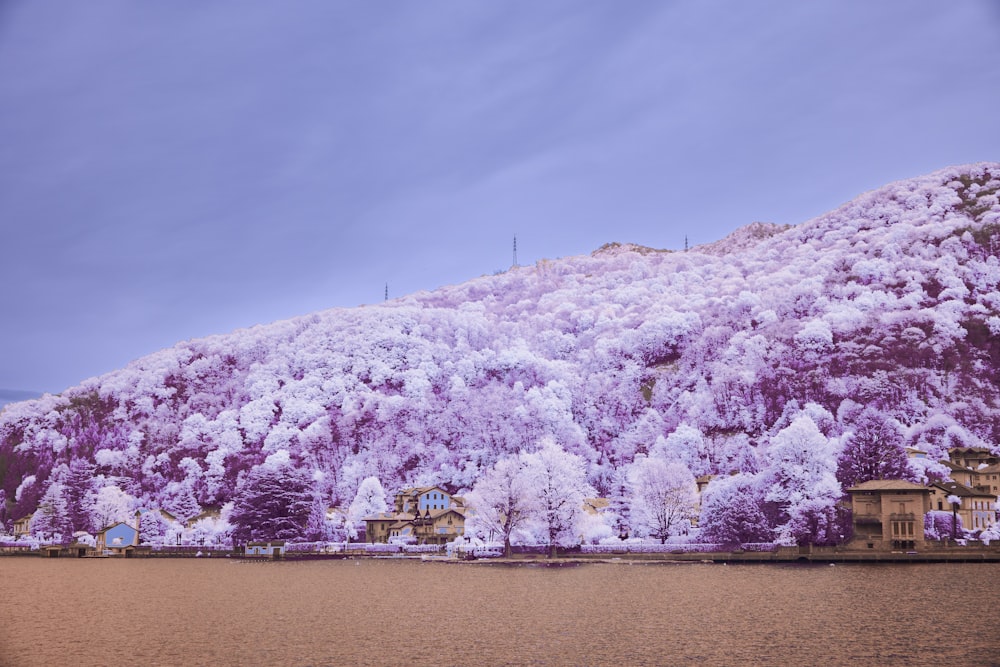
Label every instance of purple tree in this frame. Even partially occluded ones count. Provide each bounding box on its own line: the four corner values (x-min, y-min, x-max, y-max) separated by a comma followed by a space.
230, 459, 313, 544
836, 410, 914, 489
699, 473, 772, 548
924, 509, 963, 541
0, 489, 8, 533
63, 459, 96, 533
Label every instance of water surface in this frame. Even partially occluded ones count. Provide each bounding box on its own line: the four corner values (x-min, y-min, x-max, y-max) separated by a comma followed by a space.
1, 558, 997, 666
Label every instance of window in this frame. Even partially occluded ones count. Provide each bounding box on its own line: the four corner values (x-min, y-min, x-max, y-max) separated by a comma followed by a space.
891, 520, 915, 539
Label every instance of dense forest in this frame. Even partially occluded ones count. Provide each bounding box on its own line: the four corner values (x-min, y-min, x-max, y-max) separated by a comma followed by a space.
2, 163, 998, 547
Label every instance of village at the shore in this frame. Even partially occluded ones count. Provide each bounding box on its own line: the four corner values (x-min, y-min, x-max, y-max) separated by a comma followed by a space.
4, 445, 999, 563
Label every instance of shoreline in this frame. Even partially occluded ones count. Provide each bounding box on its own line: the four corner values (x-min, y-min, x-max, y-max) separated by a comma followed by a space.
5, 546, 1000, 564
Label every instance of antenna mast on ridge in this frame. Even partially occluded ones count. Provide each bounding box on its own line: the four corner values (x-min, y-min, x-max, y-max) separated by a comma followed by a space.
384, 283, 389, 302
513, 234, 518, 268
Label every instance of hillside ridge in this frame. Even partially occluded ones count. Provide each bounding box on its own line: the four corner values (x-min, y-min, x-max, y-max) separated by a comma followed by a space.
2, 162, 998, 546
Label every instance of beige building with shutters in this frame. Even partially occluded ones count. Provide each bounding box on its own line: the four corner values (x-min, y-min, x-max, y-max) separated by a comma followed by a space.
847, 480, 931, 551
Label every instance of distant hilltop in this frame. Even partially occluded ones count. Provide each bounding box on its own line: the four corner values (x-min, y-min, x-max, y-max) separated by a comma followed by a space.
0, 389, 42, 411
2, 163, 998, 548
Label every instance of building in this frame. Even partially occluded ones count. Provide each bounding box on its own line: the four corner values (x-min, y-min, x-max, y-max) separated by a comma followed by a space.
846, 480, 930, 551
948, 447, 1000, 470
95, 521, 139, 556
939, 460, 978, 488
928, 481, 997, 533
185, 508, 221, 529
975, 463, 1000, 497
365, 486, 466, 545
244, 541, 285, 559
12, 513, 32, 538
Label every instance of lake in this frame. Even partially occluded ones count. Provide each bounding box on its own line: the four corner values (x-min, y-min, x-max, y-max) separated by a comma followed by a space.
1, 557, 998, 666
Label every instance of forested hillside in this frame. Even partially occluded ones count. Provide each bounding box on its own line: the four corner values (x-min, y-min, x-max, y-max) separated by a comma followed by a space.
2, 163, 998, 545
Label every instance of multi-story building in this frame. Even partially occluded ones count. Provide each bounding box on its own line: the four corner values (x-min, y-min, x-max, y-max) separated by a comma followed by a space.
928, 481, 997, 533
365, 486, 466, 545
846, 479, 931, 551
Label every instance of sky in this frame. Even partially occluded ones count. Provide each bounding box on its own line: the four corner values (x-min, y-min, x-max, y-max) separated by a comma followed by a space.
1, 1, 999, 397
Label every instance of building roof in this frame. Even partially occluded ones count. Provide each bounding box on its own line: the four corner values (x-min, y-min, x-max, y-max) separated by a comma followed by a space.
96, 521, 138, 534
950, 446, 996, 455
847, 480, 930, 493
139, 508, 177, 522
930, 481, 996, 499
939, 460, 969, 472
399, 485, 448, 497
365, 512, 414, 522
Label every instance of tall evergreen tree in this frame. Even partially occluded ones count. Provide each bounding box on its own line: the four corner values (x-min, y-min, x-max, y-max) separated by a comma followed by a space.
0, 489, 8, 533
30, 482, 73, 543
63, 459, 96, 533
230, 461, 312, 544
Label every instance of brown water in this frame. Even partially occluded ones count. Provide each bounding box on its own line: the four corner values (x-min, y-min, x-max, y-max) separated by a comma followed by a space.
1, 557, 998, 667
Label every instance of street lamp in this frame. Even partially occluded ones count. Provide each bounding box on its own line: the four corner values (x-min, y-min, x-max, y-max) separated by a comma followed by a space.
948, 494, 961, 543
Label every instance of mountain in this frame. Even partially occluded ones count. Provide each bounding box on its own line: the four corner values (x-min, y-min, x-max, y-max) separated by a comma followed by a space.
2, 163, 998, 530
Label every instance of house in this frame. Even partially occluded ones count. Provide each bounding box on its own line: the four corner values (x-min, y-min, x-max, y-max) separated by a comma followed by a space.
948, 447, 1000, 470
974, 463, 1000, 497
364, 511, 404, 544
583, 498, 610, 515
413, 508, 466, 544
846, 480, 930, 551
365, 487, 466, 545
141, 508, 178, 524
95, 521, 139, 556
695, 475, 714, 495
244, 541, 285, 559
393, 486, 456, 514
928, 481, 997, 533
940, 460, 978, 488
13, 513, 32, 538
185, 508, 221, 529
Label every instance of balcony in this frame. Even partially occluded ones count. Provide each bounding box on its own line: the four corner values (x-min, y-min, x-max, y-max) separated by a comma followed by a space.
854, 516, 882, 525
889, 513, 916, 521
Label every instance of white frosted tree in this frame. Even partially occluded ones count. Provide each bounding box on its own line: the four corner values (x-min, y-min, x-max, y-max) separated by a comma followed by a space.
763, 415, 842, 546
628, 456, 699, 543
138, 510, 173, 546
30, 482, 72, 543
348, 476, 387, 542
91, 485, 136, 530
466, 454, 539, 557
522, 438, 595, 558
653, 424, 712, 476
